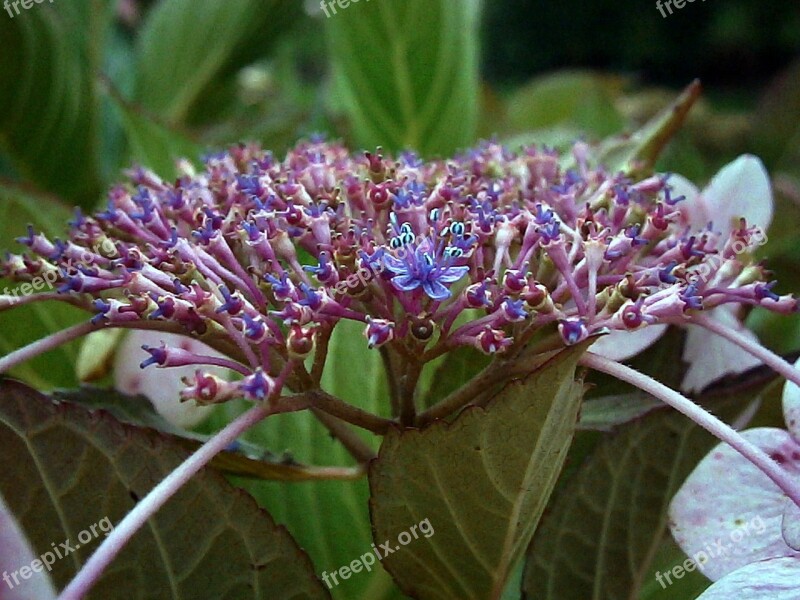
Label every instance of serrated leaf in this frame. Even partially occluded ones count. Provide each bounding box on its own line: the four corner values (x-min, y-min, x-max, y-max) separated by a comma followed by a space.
0, 1, 113, 207
233, 320, 404, 599
0, 184, 85, 389
0, 379, 329, 598
369, 346, 586, 600
134, 0, 301, 125
522, 391, 760, 600
51, 386, 362, 482
326, 0, 480, 156
594, 80, 702, 178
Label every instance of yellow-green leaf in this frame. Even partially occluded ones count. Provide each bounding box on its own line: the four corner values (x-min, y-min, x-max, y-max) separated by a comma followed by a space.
369, 346, 587, 600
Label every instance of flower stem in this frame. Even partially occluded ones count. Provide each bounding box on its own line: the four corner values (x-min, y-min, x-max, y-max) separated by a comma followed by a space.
308, 389, 394, 435
579, 351, 800, 509
0, 320, 97, 374
57, 395, 309, 600
690, 312, 800, 388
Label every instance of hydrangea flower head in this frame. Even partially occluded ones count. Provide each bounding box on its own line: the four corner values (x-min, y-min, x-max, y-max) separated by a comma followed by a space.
0, 139, 795, 407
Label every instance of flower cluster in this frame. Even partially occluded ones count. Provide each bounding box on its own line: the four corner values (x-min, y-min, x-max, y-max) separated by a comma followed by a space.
1, 139, 795, 404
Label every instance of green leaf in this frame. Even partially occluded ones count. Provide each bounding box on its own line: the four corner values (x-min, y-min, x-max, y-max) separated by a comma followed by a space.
0, 379, 329, 598
0, 183, 85, 389
578, 392, 664, 432
522, 390, 762, 600
104, 83, 202, 179
369, 346, 587, 600
233, 320, 404, 599
504, 71, 625, 139
326, 0, 481, 156
134, 0, 301, 125
594, 80, 702, 178
419, 346, 491, 409
0, 1, 113, 207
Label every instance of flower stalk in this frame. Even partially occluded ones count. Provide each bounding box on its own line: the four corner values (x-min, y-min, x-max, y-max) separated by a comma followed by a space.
579, 351, 800, 509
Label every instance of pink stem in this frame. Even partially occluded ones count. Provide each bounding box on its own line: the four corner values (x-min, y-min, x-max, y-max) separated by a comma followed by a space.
0, 321, 97, 374
57, 396, 305, 600
0, 292, 87, 312
580, 351, 800, 509
691, 312, 800, 388
155, 355, 252, 376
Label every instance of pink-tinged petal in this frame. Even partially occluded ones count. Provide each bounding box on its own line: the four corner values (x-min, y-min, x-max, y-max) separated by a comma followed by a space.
696, 557, 800, 600
114, 330, 228, 429
681, 305, 762, 394
589, 324, 668, 361
0, 494, 57, 599
782, 356, 800, 445
669, 427, 800, 581
700, 155, 773, 241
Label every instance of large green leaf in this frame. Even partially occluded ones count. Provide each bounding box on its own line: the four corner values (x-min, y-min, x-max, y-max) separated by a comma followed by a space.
51, 386, 363, 482
105, 85, 202, 179
369, 346, 586, 600
504, 71, 625, 139
522, 391, 762, 600
234, 320, 405, 600
0, 1, 113, 207
0, 379, 329, 598
0, 183, 85, 389
325, 0, 481, 156
134, 0, 301, 125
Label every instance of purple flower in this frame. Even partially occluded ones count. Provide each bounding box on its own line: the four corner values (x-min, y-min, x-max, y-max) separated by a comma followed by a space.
383, 243, 469, 301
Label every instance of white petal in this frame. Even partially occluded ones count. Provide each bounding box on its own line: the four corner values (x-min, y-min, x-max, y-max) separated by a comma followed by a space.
695, 557, 800, 599
589, 324, 667, 361
700, 155, 773, 241
667, 173, 704, 230
681, 306, 761, 394
782, 356, 800, 445
114, 330, 228, 429
668, 428, 800, 582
